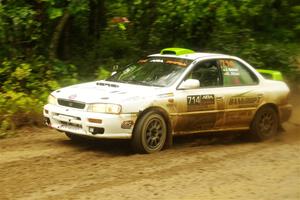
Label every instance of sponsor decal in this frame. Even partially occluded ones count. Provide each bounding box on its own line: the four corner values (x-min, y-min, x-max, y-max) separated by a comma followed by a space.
68, 94, 77, 100
158, 93, 174, 98
223, 68, 240, 76
229, 96, 259, 105
97, 82, 119, 88
219, 60, 235, 68
219, 60, 240, 76
165, 60, 187, 67
228, 93, 263, 108
141, 58, 191, 68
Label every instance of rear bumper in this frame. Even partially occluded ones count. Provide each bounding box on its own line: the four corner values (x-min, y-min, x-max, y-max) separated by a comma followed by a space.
279, 104, 292, 123
43, 104, 137, 139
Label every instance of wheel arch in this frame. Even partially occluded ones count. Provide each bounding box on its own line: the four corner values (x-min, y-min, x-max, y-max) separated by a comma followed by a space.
252, 103, 280, 126
256, 103, 279, 114
133, 106, 173, 149
247, 102, 280, 141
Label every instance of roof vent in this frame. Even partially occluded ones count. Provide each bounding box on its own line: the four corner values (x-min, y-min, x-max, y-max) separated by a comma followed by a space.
160, 48, 195, 56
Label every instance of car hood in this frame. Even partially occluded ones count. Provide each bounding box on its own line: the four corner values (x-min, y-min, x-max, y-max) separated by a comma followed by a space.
52, 80, 164, 104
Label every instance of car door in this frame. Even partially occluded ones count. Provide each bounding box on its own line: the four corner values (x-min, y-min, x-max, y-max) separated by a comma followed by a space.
218, 59, 263, 129
172, 59, 226, 134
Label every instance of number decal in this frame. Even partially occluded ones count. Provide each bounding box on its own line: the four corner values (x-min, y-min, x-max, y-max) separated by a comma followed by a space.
187, 95, 201, 105
187, 95, 215, 105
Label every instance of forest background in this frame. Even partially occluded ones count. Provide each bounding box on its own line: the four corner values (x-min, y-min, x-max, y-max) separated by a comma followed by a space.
0, 0, 299, 133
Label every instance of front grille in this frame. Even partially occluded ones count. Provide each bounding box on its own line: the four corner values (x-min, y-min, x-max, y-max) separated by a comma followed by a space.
57, 99, 85, 109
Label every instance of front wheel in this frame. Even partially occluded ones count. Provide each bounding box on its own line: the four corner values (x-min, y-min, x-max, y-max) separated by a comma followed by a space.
250, 106, 279, 141
131, 111, 167, 153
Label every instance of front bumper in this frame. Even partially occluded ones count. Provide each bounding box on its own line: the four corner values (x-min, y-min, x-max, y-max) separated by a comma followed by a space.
43, 104, 137, 139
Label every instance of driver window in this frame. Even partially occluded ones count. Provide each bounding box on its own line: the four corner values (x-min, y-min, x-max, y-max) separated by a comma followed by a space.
186, 60, 221, 88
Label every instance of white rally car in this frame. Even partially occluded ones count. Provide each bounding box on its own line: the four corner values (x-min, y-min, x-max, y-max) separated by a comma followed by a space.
44, 48, 292, 153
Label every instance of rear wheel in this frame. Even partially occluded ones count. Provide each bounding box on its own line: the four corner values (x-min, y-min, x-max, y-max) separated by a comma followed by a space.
250, 106, 279, 141
131, 111, 167, 153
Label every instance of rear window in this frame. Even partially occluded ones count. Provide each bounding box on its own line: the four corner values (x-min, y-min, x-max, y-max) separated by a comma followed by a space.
219, 59, 258, 86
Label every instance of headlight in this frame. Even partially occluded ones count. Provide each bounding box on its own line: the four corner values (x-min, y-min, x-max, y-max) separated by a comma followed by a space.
87, 104, 122, 114
48, 95, 57, 105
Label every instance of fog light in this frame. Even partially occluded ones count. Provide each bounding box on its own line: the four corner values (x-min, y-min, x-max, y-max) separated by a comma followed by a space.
88, 118, 102, 124
44, 117, 51, 126
89, 127, 105, 135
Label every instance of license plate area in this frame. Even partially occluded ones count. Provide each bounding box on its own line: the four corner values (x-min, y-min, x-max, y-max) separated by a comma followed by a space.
59, 121, 82, 131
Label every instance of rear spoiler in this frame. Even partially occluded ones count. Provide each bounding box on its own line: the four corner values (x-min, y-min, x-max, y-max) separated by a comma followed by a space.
256, 69, 283, 81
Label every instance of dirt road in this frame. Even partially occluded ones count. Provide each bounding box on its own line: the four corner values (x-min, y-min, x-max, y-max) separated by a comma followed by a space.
1, 95, 300, 200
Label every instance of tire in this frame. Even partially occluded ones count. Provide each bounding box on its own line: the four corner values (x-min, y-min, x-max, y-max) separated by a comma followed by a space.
250, 106, 279, 141
131, 111, 167, 153
65, 132, 85, 142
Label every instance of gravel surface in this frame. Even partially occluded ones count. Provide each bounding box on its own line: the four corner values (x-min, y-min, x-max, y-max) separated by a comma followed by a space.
0, 94, 299, 200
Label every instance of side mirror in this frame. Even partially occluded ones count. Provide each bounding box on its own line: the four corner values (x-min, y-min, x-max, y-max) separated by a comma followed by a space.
111, 65, 119, 76
111, 71, 117, 76
179, 79, 200, 89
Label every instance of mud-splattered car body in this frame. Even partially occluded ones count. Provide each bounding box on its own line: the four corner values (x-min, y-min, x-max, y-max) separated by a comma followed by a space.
44, 48, 292, 153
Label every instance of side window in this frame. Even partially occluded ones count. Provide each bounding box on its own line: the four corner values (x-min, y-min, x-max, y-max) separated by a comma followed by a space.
218, 59, 258, 86
185, 60, 221, 88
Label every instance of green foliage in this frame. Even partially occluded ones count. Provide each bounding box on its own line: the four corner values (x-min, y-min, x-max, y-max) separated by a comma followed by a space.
0, 57, 77, 130
0, 0, 299, 132
98, 27, 138, 59
96, 67, 111, 80
47, 7, 63, 19
0, 1, 41, 58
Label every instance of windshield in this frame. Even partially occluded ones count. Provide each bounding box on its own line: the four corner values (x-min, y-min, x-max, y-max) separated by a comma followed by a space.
107, 57, 192, 87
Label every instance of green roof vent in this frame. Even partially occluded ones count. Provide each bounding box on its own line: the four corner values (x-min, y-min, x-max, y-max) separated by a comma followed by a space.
256, 69, 283, 81
160, 48, 195, 56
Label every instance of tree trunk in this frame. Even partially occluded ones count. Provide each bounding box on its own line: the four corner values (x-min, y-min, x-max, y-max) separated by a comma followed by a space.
88, 0, 106, 38
49, 10, 70, 59
60, 16, 72, 60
